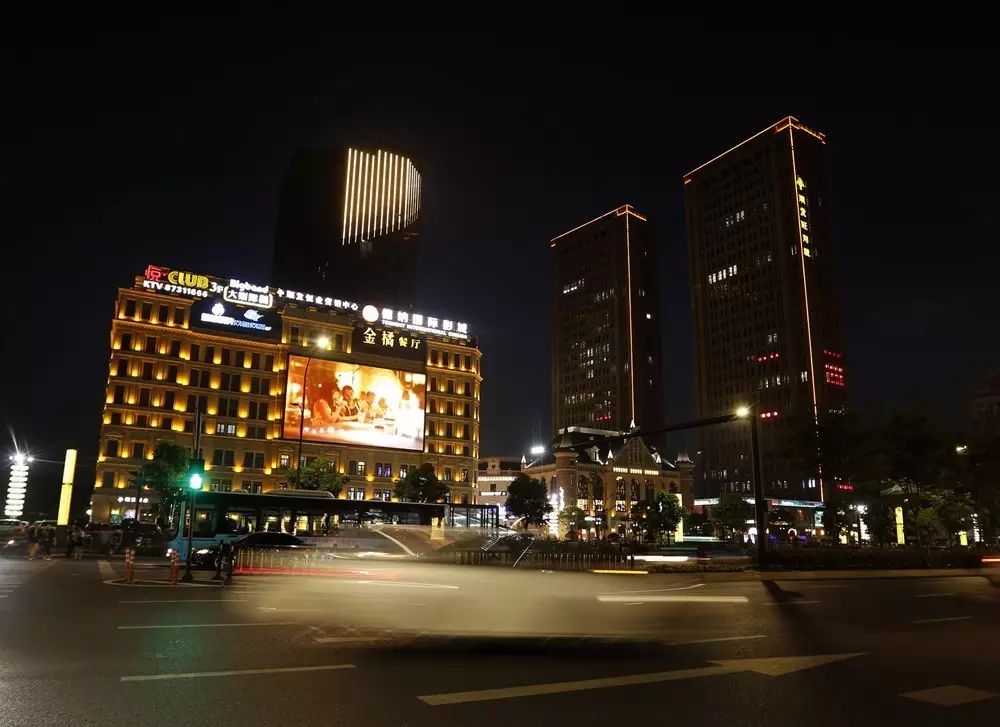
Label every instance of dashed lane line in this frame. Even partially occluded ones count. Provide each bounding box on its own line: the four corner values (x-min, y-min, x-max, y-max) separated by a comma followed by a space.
118, 621, 299, 630
912, 616, 973, 624
121, 663, 356, 682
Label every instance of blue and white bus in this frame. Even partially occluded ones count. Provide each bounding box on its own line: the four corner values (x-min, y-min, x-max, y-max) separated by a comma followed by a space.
164, 489, 498, 560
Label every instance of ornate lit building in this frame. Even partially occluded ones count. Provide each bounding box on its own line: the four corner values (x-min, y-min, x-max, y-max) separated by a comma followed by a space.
523, 427, 693, 537
91, 264, 480, 523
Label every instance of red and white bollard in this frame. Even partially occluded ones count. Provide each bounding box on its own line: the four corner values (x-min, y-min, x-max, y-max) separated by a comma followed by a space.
124, 548, 135, 584
169, 550, 179, 585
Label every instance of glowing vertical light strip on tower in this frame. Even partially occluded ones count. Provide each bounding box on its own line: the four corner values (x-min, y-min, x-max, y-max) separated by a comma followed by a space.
343, 148, 354, 244
355, 152, 363, 242
5, 453, 31, 519
625, 213, 636, 424
398, 156, 405, 227
388, 154, 397, 232
404, 161, 410, 225
350, 149, 360, 242
789, 126, 822, 502
376, 150, 384, 236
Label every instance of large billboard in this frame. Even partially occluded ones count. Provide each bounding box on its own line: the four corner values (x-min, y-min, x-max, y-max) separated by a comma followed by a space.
283, 355, 426, 451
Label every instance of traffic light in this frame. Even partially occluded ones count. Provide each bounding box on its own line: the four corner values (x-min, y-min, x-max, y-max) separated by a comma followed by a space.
187, 458, 205, 490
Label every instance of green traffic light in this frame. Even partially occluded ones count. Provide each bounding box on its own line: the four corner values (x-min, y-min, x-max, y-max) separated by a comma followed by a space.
189, 473, 203, 490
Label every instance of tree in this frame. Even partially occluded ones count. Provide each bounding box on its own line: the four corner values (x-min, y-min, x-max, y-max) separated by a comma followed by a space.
504, 474, 552, 527
649, 492, 686, 544
281, 456, 347, 497
394, 462, 448, 503
860, 502, 897, 545
711, 492, 754, 541
684, 510, 712, 537
929, 489, 975, 545
137, 441, 190, 525
558, 506, 588, 539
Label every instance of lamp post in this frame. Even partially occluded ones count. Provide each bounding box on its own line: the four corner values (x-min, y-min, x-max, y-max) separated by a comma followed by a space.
737, 406, 767, 568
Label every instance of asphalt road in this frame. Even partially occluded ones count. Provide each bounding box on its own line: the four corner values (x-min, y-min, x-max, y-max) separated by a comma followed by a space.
1, 555, 998, 726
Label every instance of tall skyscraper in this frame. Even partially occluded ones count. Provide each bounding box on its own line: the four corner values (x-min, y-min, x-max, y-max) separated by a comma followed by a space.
272, 146, 422, 307
684, 116, 846, 502
550, 205, 664, 442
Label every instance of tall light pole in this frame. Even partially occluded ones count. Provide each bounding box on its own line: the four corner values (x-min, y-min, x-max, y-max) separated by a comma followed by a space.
736, 406, 767, 568
5, 453, 32, 519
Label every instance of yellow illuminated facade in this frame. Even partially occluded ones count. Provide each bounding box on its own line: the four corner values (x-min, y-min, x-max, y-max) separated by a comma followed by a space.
91, 267, 481, 524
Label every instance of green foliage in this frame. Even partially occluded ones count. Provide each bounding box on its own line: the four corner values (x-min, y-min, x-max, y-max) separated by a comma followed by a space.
558, 505, 588, 539
282, 456, 347, 496
630, 492, 685, 544
504, 474, 552, 527
711, 492, 754, 540
136, 441, 190, 524
683, 510, 712, 536
393, 462, 449, 503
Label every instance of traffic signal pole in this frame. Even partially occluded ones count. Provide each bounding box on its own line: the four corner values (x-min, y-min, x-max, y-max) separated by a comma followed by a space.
181, 407, 204, 583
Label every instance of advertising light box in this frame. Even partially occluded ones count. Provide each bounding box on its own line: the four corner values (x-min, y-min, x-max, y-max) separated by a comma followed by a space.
283, 355, 426, 451
190, 299, 281, 340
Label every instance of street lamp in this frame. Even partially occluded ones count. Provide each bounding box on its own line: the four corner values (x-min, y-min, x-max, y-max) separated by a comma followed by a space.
734, 406, 766, 568
735, 406, 751, 419
955, 444, 968, 454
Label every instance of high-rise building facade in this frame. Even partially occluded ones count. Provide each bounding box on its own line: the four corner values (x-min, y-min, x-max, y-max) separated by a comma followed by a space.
272, 147, 422, 307
91, 263, 480, 523
685, 117, 846, 502
550, 205, 664, 442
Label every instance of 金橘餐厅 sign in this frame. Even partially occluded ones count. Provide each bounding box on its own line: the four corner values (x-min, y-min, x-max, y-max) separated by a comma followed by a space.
190, 299, 281, 340
352, 325, 425, 361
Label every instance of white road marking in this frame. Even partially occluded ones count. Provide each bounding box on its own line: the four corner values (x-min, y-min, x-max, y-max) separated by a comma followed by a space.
370, 527, 416, 556
796, 584, 850, 590
601, 583, 706, 596
418, 653, 864, 705
259, 607, 325, 612
120, 663, 355, 682
352, 580, 458, 590
666, 634, 767, 646
760, 600, 821, 606
912, 616, 972, 624
597, 595, 747, 604
98, 560, 117, 581
915, 593, 955, 598
118, 599, 247, 604
118, 621, 299, 630
314, 636, 386, 645
900, 684, 998, 706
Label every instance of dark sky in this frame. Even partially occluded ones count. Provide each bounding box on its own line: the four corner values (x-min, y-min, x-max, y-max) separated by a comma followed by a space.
6, 18, 998, 514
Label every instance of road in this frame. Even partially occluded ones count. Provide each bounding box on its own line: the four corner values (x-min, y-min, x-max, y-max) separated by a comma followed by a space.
1, 555, 998, 726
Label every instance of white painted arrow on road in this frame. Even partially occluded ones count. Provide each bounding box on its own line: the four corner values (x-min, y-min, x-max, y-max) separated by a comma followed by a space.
418, 653, 864, 705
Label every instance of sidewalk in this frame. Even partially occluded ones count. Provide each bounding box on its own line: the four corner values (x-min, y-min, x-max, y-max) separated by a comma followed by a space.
665, 568, 1000, 583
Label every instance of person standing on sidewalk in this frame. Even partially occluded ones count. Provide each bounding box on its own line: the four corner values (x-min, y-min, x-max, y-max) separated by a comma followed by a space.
73, 525, 85, 559
26, 523, 39, 560
42, 525, 55, 560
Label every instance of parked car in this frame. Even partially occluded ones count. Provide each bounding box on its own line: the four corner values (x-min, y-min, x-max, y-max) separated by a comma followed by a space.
190, 532, 316, 568
0, 520, 28, 537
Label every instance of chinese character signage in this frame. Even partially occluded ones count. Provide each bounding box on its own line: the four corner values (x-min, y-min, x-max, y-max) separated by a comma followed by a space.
139, 264, 471, 341
283, 355, 426, 451
352, 325, 425, 361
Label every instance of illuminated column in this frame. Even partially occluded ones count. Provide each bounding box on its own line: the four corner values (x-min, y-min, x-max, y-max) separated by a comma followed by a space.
894, 506, 905, 545
5, 454, 32, 519
671, 492, 684, 543
57, 448, 77, 525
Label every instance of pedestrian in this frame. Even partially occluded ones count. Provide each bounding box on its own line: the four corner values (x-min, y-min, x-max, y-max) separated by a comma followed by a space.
73, 525, 85, 559
42, 525, 55, 560
66, 525, 82, 559
26, 523, 39, 560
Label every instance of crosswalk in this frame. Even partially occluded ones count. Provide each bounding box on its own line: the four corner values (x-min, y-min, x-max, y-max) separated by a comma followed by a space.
0, 558, 53, 599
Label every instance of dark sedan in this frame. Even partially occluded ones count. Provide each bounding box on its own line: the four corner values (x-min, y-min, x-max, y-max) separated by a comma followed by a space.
190, 532, 315, 568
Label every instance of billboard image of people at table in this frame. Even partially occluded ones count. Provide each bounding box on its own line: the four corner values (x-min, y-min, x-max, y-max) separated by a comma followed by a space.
283, 356, 426, 451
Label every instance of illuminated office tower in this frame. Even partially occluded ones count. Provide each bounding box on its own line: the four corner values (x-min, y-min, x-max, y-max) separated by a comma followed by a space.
684, 116, 847, 501
273, 147, 421, 306
550, 205, 664, 442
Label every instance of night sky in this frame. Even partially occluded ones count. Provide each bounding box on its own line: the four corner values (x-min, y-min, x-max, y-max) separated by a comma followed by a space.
7, 19, 998, 514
